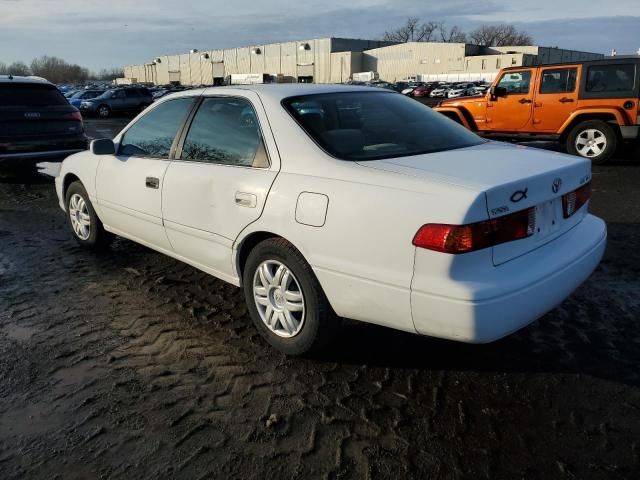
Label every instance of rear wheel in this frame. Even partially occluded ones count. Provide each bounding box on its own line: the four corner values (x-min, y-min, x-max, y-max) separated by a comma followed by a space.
243, 238, 339, 355
65, 181, 113, 249
97, 105, 111, 118
566, 120, 617, 165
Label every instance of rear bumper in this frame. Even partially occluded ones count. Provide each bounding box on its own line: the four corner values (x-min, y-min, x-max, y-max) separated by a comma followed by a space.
411, 214, 607, 343
620, 125, 640, 140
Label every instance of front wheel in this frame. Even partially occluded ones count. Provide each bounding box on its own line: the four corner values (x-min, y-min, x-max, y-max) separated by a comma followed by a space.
566, 120, 617, 165
65, 181, 113, 249
243, 238, 339, 355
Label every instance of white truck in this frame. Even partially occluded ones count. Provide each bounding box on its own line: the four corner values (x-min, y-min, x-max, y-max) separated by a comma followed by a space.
351, 71, 379, 83
227, 73, 271, 85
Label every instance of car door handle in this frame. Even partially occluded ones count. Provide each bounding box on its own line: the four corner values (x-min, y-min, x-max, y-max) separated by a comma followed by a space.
559, 97, 575, 103
235, 192, 257, 208
145, 177, 159, 189
518, 98, 532, 104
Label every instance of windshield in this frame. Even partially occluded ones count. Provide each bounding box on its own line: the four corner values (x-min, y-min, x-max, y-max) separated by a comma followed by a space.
283, 91, 484, 161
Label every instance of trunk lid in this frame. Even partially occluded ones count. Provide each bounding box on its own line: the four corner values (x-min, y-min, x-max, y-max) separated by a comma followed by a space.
358, 141, 592, 265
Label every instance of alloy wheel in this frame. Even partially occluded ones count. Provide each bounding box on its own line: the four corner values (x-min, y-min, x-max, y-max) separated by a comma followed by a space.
253, 260, 305, 338
68, 193, 91, 240
575, 128, 607, 158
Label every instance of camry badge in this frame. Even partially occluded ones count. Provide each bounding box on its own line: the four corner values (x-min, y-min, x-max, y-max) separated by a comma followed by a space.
552, 178, 562, 194
24, 112, 41, 118
510, 188, 528, 203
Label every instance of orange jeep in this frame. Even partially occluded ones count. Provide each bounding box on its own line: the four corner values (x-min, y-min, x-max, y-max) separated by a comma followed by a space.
435, 58, 640, 164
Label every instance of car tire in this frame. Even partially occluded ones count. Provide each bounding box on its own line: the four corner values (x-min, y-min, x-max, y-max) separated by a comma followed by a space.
243, 238, 339, 356
65, 181, 113, 249
97, 105, 111, 118
566, 120, 617, 165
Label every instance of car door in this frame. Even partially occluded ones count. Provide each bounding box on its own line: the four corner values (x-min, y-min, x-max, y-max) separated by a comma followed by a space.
162, 93, 279, 282
532, 66, 580, 132
110, 90, 127, 112
486, 69, 535, 131
124, 89, 140, 110
95, 97, 196, 251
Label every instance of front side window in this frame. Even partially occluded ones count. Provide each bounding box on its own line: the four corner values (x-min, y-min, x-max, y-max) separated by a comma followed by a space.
540, 68, 578, 94
496, 71, 532, 94
283, 91, 484, 161
118, 98, 193, 158
586, 64, 636, 93
180, 97, 268, 167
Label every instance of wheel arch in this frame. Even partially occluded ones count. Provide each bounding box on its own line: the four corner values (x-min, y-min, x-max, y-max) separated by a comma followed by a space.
434, 107, 476, 130
235, 231, 308, 286
559, 111, 623, 142
62, 172, 81, 201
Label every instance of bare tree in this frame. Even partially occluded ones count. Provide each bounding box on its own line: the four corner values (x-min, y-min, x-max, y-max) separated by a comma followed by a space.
0, 61, 31, 76
468, 24, 533, 47
437, 22, 467, 43
92, 68, 125, 81
382, 17, 440, 43
30, 55, 90, 84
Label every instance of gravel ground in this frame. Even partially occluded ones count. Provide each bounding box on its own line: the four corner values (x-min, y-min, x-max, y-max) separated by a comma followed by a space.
0, 118, 639, 479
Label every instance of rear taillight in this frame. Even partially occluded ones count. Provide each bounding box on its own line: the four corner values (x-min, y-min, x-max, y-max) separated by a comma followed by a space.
562, 182, 591, 218
413, 208, 535, 254
65, 111, 83, 121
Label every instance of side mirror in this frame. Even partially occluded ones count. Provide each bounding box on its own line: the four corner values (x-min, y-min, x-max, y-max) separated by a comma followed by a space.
90, 138, 115, 156
490, 86, 507, 99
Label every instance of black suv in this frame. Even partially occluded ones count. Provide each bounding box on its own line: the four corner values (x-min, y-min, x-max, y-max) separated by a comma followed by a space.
0, 75, 87, 171
79, 87, 153, 118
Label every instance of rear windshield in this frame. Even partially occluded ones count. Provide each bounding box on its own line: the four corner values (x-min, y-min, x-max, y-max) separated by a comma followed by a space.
283, 91, 484, 161
0, 83, 68, 107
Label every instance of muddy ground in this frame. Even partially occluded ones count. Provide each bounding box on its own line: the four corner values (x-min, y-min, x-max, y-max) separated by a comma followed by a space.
0, 118, 639, 479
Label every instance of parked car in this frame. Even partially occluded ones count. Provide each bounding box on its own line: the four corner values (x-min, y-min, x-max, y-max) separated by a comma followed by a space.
411, 83, 438, 98
470, 83, 491, 96
435, 58, 640, 164
79, 87, 152, 118
0, 75, 87, 171
447, 83, 477, 98
430, 84, 452, 98
56, 84, 606, 355
68, 89, 105, 108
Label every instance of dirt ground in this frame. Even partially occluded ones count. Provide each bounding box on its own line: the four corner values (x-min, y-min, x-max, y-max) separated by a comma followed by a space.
0, 119, 639, 479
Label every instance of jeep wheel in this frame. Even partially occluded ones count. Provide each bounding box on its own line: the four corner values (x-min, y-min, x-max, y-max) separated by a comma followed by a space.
566, 120, 617, 165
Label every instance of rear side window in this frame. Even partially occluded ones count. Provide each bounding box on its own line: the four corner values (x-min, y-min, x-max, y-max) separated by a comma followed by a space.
0, 84, 68, 107
119, 98, 193, 158
283, 91, 484, 161
180, 97, 269, 167
540, 68, 577, 94
586, 64, 636, 93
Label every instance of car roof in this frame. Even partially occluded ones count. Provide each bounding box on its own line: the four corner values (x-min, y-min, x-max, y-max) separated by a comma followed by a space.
188, 83, 397, 101
0, 75, 52, 85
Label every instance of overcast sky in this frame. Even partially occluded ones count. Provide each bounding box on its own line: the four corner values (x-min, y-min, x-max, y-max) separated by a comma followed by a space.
1, 0, 639, 71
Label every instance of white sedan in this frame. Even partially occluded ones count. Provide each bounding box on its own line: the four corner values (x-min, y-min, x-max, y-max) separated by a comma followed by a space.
55, 85, 606, 355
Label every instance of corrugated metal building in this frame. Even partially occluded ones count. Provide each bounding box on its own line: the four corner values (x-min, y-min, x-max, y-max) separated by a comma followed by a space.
124, 38, 394, 86
122, 38, 604, 85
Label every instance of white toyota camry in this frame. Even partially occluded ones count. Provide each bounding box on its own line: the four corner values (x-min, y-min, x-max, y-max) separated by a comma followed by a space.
56, 85, 607, 355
